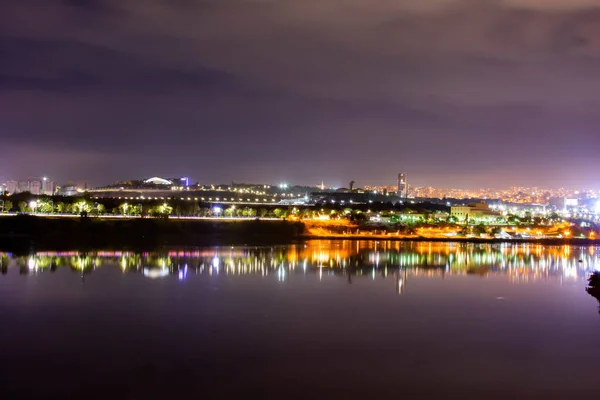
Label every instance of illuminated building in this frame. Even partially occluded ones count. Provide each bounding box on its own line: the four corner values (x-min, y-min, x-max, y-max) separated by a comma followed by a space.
143, 177, 173, 185
6, 180, 18, 194
397, 173, 407, 198
310, 189, 369, 205
58, 185, 80, 196
451, 201, 501, 222
29, 180, 42, 195
18, 181, 30, 193
41, 177, 56, 195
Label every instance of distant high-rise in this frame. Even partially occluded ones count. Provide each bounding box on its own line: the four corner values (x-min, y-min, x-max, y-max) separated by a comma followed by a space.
6, 180, 18, 194
18, 180, 30, 193
41, 177, 56, 195
397, 173, 407, 198
29, 180, 42, 195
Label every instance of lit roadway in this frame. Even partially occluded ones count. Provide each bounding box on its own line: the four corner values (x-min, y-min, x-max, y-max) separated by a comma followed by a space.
0, 213, 281, 221
91, 197, 311, 207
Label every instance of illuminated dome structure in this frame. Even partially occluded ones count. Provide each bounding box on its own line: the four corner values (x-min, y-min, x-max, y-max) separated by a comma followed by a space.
143, 177, 173, 185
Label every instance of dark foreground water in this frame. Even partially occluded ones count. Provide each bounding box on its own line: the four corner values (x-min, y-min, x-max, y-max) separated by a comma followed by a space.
1, 241, 599, 399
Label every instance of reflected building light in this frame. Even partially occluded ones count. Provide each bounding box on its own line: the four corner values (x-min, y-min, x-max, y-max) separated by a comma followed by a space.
178, 265, 188, 281
397, 277, 404, 295
143, 268, 169, 279
1, 242, 595, 286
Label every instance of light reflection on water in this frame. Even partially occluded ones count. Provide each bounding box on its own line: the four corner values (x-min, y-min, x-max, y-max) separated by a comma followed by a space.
2, 240, 600, 399
1, 240, 598, 286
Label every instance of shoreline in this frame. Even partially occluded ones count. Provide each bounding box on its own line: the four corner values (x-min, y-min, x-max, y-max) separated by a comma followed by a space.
302, 235, 600, 246
0, 215, 304, 252
1, 215, 598, 252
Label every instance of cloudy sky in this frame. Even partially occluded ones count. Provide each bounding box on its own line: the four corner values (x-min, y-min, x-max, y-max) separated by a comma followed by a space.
1, 0, 599, 188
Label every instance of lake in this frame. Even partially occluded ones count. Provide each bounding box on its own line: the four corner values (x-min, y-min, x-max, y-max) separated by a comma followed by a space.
1, 240, 599, 399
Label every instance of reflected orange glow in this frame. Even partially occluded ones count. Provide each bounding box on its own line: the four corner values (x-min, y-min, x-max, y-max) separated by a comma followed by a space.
1, 240, 598, 284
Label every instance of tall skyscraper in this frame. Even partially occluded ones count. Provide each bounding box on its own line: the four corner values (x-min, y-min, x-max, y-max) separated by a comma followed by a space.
397, 173, 407, 198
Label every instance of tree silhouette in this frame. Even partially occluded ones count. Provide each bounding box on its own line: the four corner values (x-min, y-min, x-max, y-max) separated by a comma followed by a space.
586, 272, 600, 315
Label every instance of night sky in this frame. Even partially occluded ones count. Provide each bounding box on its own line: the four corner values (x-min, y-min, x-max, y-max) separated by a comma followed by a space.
1, 0, 600, 189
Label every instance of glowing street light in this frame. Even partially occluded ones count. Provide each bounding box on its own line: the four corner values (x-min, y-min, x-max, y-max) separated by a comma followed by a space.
159, 203, 169, 214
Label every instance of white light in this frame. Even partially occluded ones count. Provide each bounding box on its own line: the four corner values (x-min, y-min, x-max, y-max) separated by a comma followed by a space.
143, 268, 169, 279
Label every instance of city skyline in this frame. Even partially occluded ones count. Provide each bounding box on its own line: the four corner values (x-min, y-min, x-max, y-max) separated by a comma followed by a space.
2, 172, 600, 191
2, 1, 600, 188
2, 173, 600, 203
2, 170, 599, 192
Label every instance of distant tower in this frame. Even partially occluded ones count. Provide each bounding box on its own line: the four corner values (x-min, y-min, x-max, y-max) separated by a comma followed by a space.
349, 180, 355, 191
397, 173, 407, 198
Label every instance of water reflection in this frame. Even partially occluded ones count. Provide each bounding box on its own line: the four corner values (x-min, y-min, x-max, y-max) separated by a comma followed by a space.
1, 241, 598, 290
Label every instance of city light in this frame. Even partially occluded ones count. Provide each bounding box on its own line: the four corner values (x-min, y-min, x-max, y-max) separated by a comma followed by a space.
2, 241, 597, 282
143, 268, 169, 279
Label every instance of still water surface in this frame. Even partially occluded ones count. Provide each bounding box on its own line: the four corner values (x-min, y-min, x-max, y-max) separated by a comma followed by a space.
1, 240, 599, 399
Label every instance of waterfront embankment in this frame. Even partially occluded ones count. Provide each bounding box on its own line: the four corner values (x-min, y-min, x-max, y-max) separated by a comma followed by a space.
0, 215, 305, 251
1, 215, 598, 252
